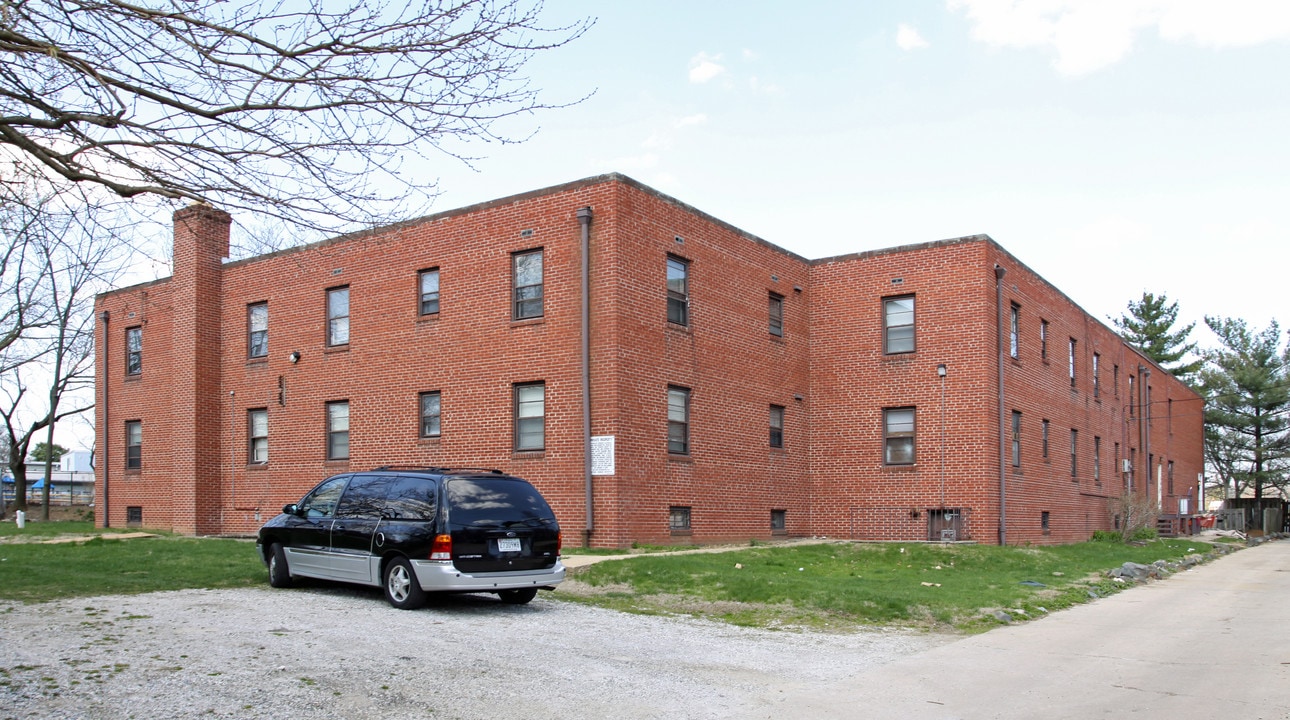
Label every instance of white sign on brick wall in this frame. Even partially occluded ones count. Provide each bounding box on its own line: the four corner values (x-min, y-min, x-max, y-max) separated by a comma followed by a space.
591, 435, 615, 476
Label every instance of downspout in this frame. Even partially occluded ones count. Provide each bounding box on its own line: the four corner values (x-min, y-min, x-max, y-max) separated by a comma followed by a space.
99, 310, 110, 528
576, 206, 594, 547
995, 265, 1008, 545
1143, 367, 1153, 507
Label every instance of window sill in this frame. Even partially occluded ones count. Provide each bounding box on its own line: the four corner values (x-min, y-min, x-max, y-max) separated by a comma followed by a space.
418, 436, 442, 446
668, 453, 693, 463
511, 317, 545, 328
769, 333, 785, 343
324, 459, 350, 468
124, 374, 142, 383
771, 529, 788, 536
246, 463, 269, 471
324, 344, 350, 354
666, 321, 692, 334
123, 469, 141, 477
513, 450, 545, 460
882, 464, 917, 471
417, 312, 440, 324
670, 529, 693, 537
245, 359, 269, 368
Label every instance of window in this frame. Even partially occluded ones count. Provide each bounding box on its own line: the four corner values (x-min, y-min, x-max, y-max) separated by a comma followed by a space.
1070, 429, 1078, 477
669, 506, 691, 532
1009, 304, 1019, 359
1113, 364, 1120, 396
1093, 436, 1101, 483
126, 506, 142, 525
514, 383, 545, 451
327, 286, 350, 346
419, 269, 440, 315
248, 409, 268, 464
1115, 443, 1122, 485
768, 292, 784, 336
1041, 419, 1050, 459
1068, 338, 1077, 388
1011, 411, 1021, 467
336, 474, 395, 519
419, 391, 441, 438
883, 296, 915, 354
1168, 399, 1173, 433
769, 405, 785, 448
125, 326, 142, 375
1041, 511, 1050, 534
1040, 320, 1049, 360
125, 420, 142, 470
771, 509, 786, 533
512, 249, 544, 320
667, 386, 690, 454
247, 303, 267, 358
1128, 375, 1135, 416
884, 407, 916, 465
666, 256, 689, 326
1092, 353, 1101, 397
326, 401, 349, 460
1130, 448, 1137, 487
1168, 461, 1175, 495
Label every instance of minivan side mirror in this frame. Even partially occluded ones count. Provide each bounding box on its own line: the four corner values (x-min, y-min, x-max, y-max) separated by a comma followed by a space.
283, 503, 300, 516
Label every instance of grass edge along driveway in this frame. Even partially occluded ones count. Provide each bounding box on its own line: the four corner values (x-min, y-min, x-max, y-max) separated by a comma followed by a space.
559, 537, 1235, 633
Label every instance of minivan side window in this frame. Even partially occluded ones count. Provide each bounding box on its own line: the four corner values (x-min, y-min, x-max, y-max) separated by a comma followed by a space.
385, 476, 439, 521
298, 475, 349, 519
334, 474, 394, 518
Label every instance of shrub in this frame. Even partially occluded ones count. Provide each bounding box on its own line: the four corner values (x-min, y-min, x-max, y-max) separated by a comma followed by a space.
1130, 526, 1159, 541
1090, 530, 1122, 543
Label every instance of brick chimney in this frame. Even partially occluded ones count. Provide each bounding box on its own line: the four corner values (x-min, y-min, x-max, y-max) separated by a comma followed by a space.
170, 203, 230, 534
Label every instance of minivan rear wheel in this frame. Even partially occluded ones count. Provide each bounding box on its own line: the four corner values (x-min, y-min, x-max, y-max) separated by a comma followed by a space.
498, 588, 538, 605
383, 557, 427, 610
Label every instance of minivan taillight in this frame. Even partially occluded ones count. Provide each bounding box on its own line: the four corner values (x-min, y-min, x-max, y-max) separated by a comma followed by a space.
429, 534, 452, 561
557, 531, 563, 555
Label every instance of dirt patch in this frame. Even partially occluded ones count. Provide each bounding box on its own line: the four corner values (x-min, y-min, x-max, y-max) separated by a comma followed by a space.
0, 504, 93, 523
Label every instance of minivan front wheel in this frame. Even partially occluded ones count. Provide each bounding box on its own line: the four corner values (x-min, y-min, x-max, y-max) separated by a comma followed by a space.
268, 544, 293, 588
383, 557, 427, 610
498, 588, 538, 605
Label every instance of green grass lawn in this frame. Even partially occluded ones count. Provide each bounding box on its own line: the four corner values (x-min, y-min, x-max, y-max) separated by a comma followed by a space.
0, 520, 1228, 633
561, 538, 1218, 632
0, 532, 265, 603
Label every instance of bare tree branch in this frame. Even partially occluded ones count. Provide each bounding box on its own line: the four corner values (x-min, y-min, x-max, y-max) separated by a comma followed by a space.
0, 0, 592, 232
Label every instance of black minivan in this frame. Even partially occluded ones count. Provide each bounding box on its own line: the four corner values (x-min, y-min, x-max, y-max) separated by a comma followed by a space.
256, 467, 564, 609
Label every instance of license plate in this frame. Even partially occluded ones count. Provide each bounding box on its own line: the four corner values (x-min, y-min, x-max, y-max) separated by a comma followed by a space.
497, 538, 522, 553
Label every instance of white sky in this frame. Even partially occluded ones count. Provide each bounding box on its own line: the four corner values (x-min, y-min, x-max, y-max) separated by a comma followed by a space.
404, 0, 1290, 338
53, 1, 1290, 453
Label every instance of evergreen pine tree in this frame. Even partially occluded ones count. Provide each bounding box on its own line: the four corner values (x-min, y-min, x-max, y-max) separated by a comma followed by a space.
1113, 292, 1202, 382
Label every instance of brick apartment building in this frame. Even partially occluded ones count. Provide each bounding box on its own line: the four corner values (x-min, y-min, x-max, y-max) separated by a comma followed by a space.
93, 173, 1204, 546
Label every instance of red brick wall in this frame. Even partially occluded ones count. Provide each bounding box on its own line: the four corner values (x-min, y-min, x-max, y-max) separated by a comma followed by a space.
94, 175, 1203, 546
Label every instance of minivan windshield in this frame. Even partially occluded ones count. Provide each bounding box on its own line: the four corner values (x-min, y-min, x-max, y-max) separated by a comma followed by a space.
446, 477, 555, 528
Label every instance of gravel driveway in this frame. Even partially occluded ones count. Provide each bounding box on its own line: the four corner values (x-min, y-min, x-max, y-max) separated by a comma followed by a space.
0, 584, 950, 719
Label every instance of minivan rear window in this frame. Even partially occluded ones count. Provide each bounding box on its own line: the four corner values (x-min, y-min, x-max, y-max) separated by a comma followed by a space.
446, 477, 555, 527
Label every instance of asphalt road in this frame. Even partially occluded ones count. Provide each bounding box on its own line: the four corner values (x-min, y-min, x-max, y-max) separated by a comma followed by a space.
787, 539, 1290, 719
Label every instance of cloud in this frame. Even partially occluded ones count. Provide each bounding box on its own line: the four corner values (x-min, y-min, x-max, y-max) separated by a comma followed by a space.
673, 114, 708, 129
688, 52, 727, 83
949, 0, 1290, 75
897, 23, 930, 50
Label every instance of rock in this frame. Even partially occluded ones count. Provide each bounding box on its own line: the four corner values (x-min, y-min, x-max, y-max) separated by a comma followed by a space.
993, 611, 1013, 623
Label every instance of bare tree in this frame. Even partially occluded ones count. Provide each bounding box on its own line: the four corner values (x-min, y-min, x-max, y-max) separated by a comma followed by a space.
1, 0, 591, 232
0, 196, 125, 517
